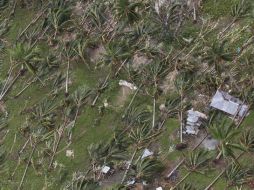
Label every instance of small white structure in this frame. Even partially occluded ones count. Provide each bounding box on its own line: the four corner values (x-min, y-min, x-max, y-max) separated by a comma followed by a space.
210, 90, 248, 118
66, 150, 74, 158
185, 109, 207, 135
101, 166, 110, 174
156, 187, 163, 190
141, 149, 154, 159
119, 80, 137, 91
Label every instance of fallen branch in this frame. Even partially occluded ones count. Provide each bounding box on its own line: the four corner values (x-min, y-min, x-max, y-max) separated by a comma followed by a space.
0, 70, 21, 101
18, 143, 36, 190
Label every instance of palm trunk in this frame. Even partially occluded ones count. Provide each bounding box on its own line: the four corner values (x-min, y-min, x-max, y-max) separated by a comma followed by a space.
18, 144, 36, 190
204, 152, 245, 190
14, 77, 36, 98
204, 170, 224, 190
167, 132, 208, 178
0, 71, 21, 101
68, 107, 80, 142
216, 150, 222, 160
48, 126, 64, 169
173, 171, 191, 189
167, 159, 185, 178
65, 59, 70, 96
92, 74, 110, 106
121, 148, 138, 184
180, 93, 183, 143
152, 97, 156, 128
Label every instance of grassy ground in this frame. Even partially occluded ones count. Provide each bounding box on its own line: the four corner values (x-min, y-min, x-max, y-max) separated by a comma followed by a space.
1, 0, 254, 189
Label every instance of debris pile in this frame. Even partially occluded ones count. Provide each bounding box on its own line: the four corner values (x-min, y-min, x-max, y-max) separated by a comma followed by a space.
185, 109, 207, 135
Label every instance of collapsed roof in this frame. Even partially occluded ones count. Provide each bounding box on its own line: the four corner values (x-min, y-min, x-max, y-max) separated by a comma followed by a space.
185, 109, 207, 135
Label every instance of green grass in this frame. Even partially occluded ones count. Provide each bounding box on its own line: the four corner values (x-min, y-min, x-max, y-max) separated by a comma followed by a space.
202, 0, 241, 18
1, 1, 254, 189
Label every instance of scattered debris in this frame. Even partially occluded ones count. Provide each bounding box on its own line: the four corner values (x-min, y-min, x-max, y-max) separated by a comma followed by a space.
66, 150, 74, 158
101, 166, 111, 174
141, 148, 153, 159
159, 104, 167, 112
184, 109, 207, 135
126, 179, 135, 185
103, 99, 109, 108
175, 143, 188, 150
210, 90, 248, 118
119, 80, 137, 91
202, 136, 219, 151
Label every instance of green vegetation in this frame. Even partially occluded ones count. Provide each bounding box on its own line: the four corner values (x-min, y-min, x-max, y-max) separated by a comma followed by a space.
0, 0, 254, 189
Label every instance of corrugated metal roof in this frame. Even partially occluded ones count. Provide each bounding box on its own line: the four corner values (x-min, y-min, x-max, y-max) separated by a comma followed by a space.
210, 90, 248, 117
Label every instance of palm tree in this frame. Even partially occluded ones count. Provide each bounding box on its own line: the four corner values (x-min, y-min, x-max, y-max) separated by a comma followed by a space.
173, 150, 211, 189
84, 1, 107, 30
114, 0, 142, 25
225, 163, 248, 188
46, 0, 71, 38
239, 129, 254, 153
64, 173, 99, 190
218, 0, 249, 37
121, 124, 161, 183
8, 43, 39, 66
102, 39, 131, 73
132, 157, 163, 182
209, 121, 241, 160
202, 40, 234, 74
66, 86, 91, 140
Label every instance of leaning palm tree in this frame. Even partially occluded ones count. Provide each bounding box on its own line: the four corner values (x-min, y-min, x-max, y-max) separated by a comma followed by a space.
46, 0, 71, 38
132, 157, 163, 182
121, 124, 161, 183
173, 150, 211, 189
64, 173, 100, 190
209, 120, 241, 160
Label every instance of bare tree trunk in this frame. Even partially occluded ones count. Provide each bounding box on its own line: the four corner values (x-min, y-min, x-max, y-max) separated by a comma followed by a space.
121, 148, 137, 184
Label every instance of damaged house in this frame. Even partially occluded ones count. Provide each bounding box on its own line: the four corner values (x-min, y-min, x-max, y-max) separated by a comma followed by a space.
210, 90, 248, 118
185, 109, 207, 135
